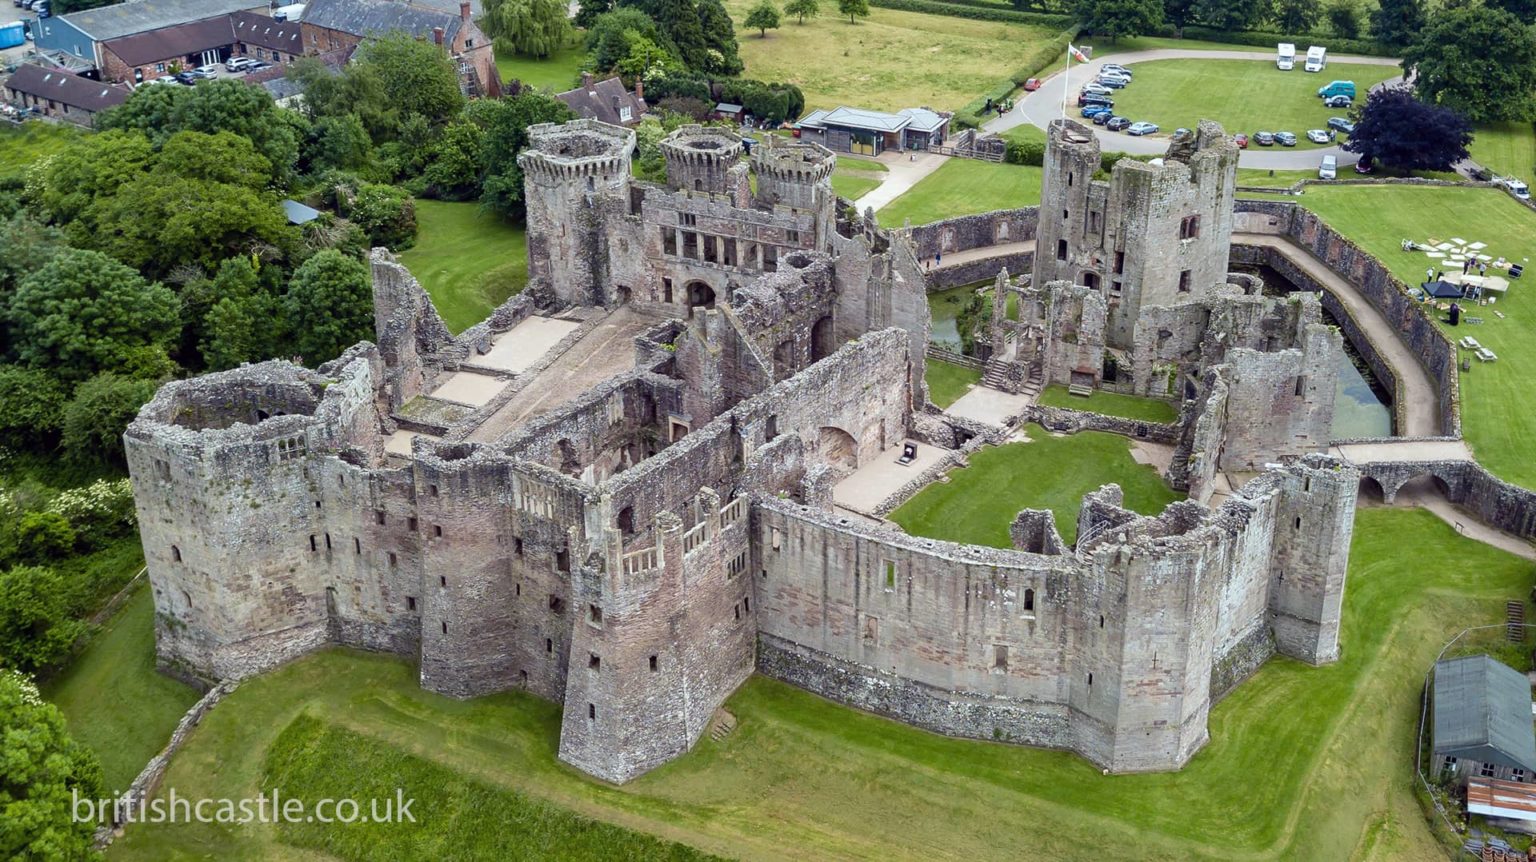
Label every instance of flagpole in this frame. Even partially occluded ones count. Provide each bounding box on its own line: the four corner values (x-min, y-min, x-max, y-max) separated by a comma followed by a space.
1062, 45, 1069, 118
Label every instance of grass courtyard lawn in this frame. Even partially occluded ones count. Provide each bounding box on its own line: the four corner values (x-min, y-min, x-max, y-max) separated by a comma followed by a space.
1106, 59, 1397, 144
830, 160, 885, 200
0, 120, 81, 177
495, 43, 585, 92
1036, 384, 1180, 423
724, 1, 1057, 113
1236, 167, 1316, 187
105, 508, 1513, 861
1293, 184, 1536, 489
43, 587, 200, 793
890, 424, 1181, 546
878, 158, 1043, 226
1470, 121, 1536, 178
925, 357, 980, 408
396, 200, 527, 334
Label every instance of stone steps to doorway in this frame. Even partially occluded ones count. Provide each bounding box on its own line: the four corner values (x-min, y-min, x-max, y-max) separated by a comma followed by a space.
708, 708, 738, 742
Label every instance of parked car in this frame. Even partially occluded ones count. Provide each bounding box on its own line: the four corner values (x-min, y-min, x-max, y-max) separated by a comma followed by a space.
194, 64, 220, 78
1326, 116, 1354, 135
1305, 128, 1332, 144
1081, 104, 1112, 119
226, 56, 257, 73
1101, 63, 1132, 77
175, 70, 201, 85
1323, 94, 1352, 108
1234, 133, 1248, 148
1254, 131, 1276, 146
1023, 77, 1042, 91
1274, 131, 1297, 146
149, 75, 179, 85
1319, 154, 1337, 179
1316, 80, 1356, 100
1126, 121, 1159, 136
1496, 177, 1531, 199
1354, 155, 1374, 174
1078, 93, 1112, 108
247, 60, 271, 70
1081, 82, 1112, 97
1091, 110, 1113, 125
1106, 116, 1131, 131
1096, 72, 1130, 87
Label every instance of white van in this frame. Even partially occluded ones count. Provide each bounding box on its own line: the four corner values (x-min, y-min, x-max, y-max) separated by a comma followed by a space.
1277, 43, 1295, 70
1319, 155, 1337, 180
1305, 45, 1327, 72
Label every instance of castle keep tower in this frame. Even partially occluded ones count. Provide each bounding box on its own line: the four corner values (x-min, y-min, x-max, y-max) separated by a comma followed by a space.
518, 119, 635, 307
752, 137, 836, 224
1034, 119, 1239, 346
661, 125, 749, 205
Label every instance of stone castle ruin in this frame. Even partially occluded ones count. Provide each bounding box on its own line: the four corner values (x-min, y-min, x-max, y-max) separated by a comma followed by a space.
126, 117, 1357, 783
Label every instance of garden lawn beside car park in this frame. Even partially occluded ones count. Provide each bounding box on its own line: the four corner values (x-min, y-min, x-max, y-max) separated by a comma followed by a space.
877, 158, 1043, 225
1102, 59, 1397, 145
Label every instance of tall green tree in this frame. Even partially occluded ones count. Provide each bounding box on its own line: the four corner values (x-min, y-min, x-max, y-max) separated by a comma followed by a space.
0, 669, 103, 860
838, 0, 870, 22
696, 0, 745, 73
1402, 4, 1536, 123
1271, 0, 1319, 32
348, 184, 418, 250
6, 248, 177, 382
98, 80, 303, 184
351, 32, 467, 129
284, 251, 374, 365
0, 567, 84, 670
784, 0, 820, 22
586, 8, 678, 73
1369, 0, 1424, 48
0, 367, 66, 451
473, 92, 575, 220
1325, 0, 1360, 37
1077, 0, 1164, 40
1191, 0, 1270, 30
745, 0, 782, 35
60, 374, 160, 468
305, 113, 374, 175
28, 130, 155, 231
484, 0, 573, 58
574, 0, 615, 27
1486, 0, 1536, 23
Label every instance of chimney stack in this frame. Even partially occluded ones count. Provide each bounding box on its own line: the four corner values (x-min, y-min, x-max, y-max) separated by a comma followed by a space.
581, 70, 593, 90
432, 26, 444, 45
634, 79, 644, 103
460, 1, 470, 21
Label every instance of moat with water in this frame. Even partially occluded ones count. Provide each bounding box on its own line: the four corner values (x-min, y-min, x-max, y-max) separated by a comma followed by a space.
927, 276, 1394, 439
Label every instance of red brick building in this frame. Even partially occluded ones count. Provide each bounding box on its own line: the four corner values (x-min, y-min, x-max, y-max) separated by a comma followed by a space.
300, 0, 499, 97
5, 62, 129, 125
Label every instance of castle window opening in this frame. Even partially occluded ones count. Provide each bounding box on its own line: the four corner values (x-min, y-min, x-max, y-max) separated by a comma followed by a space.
408, 517, 418, 531
1089, 211, 1101, 234
617, 506, 635, 535
171, 545, 181, 562
704, 235, 719, 264
1088, 673, 1093, 686
546, 638, 553, 653
441, 621, 448, 634
589, 703, 597, 720
1067, 171, 1074, 186
429, 484, 439, 497
1081, 272, 1101, 291
406, 596, 416, 611
310, 535, 317, 552
994, 644, 1009, 670
1057, 239, 1068, 261
354, 537, 361, 554
766, 415, 779, 440
1294, 516, 1302, 530
682, 232, 698, 259
515, 538, 524, 555
670, 420, 689, 442
1114, 251, 1124, 274
649, 655, 658, 672
734, 604, 741, 621
441, 576, 448, 587
588, 603, 603, 626
686, 281, 715, 311
1100, 615, 1105, 628
325, 533, 332, 550
663, 277, 674, 303
433, 524, 443, 538
556, 549, 571, 572
1062, 209, 1069, 221
1111, 280, 1123, 296
388, 552, 398, 567
884, 560, 897, 591
1294, 376, 1306, 397
589, 653, 601, 671
1024, 588, 1034, 611
549, 595, 565, 614
520, 670, 528, 685
771, 528, 781, 550
743, 596, 750, 613
663, 227, 677, 255
376, 510, 386, 525
1178, 270, 1191, 293
863, 615, 879, 642
515, 582, 520, 596
680, 212, 696, 227
1180, 215, 1201, 240
155, 459, 171, 481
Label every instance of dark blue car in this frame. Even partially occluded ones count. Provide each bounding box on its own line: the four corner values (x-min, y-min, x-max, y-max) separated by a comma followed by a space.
1081, 104, 1112, 119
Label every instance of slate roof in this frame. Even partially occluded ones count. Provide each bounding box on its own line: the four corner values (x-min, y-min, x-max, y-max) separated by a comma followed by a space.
5, 62, 130, 111
555, 75, 645, 126
795, 108, 829, 129
60, 0, 259, 42
302, 0, 464, 42
231, 11, 302, 53
820, 106, 911, 134
898, 107, 948, 133
1434, 655, 1536, 774
102, 17, 234, 65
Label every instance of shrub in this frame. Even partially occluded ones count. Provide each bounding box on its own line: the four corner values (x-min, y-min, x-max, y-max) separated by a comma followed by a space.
60, 374, 159, 469
0, 367, 67, 452
347, 183, 417, 251
46, 479, 136, 550
16, 512, 76, 563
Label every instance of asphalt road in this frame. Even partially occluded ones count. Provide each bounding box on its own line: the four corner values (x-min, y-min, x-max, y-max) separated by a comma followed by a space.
984, 48, 1403, 171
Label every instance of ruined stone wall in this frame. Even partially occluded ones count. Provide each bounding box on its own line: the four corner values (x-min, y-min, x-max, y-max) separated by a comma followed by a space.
371, 250, 455, 411
497, 374, 685, 484
1263, 455, 1359, 664
1209, 327, 1339, 470
906, 208, 1039, 259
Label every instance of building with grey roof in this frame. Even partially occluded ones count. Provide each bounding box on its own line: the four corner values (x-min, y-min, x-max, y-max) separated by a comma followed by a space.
4, 62, 130, 124
300, 0, 499, 97
35, 0, 264, 72
795, 104, 950, 155
1432, 654, 1536, 784
555, 73, 646, 127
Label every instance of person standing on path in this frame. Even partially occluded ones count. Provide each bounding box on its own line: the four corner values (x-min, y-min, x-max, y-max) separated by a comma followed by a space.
1427, 266, 1436, 283
1464, 258, 1473, 275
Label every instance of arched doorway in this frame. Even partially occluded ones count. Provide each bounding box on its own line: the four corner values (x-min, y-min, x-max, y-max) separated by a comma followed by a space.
811, 315, 835, 361
817, 426, 859, 472
687, 281, 715, 313
1081, 271, 1101, 291
1358, 475, 1385, 504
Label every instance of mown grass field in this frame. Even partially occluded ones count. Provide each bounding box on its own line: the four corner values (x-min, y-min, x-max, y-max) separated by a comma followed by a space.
1470, 121, 1536, 179
495, 43, 586, 92
890, 424, 1181, 545
103, 507, 1516, 861
830, 159, 886, 201
878, 159, 1043, 226
1294, 184, 1536, 489
396, 200, 528, 334
924, 357, 979, 408
723, 0, 1058, 113
1104, 59, 1397, 145
1036, 384, 1180, 423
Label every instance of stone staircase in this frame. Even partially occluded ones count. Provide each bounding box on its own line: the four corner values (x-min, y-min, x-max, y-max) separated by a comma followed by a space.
981, 359, 1013, 392
708, 708, 738, 742
1020, 364, 1043, 399
1507, 601, 1526, 642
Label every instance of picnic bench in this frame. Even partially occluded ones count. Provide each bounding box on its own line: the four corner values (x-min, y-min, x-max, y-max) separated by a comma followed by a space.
1459, 336, 1481, 349
1476, 347, 1499, 362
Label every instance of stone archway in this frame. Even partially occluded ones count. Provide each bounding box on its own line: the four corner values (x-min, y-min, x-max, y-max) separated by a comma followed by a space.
687, 281, 715, 312
1358, 475, 1385, 504
811, 315, 835, 361
817, 426, 859, 473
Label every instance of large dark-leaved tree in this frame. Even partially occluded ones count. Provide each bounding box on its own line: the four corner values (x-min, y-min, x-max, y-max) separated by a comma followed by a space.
1077, 0, 1164, 40
1402, 4, 1536, 123
0, 669, 103, 860
1370, 0, 1423, 47
1344, 86, 1473, 171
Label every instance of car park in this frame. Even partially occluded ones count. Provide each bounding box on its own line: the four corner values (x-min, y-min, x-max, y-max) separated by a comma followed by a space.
1101, 63, 1132, 78
1126, 121, 1158, 136
1106, 116, 1131, 131
1078, 93, 1112, 108
1254, 131, 1276, 146
1234, 133, 1248, 148
149, 75, 179, 85
1327, 117, 1354, 136
1081, 104, 1112, 119
1323, 94, 1352, 108
1024, 78, 1042, 91
194, 64, 220, 78
1275, 131, 1297, 146
174, 71, 199, 85
1318, 154, 1337, 179
1092, 110, 1113, 125
1306, 129, 1332, 144
1081, 82, 1112, 97
1096, 75, 1128, 89
1316, 80, 1355, 100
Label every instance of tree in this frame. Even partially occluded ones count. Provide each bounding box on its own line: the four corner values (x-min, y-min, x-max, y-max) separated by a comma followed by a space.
1487, 0, 1536, 24
1077, 0, 1164, 40
745, 0, 782, 35
1271, 0, 1319, 33
424, 120, 486, 199
1162, 0, 1197, 29
0, 215, 64, 302
1402, 5, 1536, 123
1369, 0, 1422, 47
1191, 0, 1270, 30
471, 92, 574, 220
98, 80, 303, 185
28, 130, 155, 230
586, 8, 678, 76
696, 0, 745, 73
0, 367, 67, 452
574, 0, 615, 27
348, 184, 417, 250
284, 251, 373, 365
0, 669, 104, 860
1343, 85, 1473, 171
839, 0, 870, 22
484, 0, 573, 58
7, 248, 178, 382
784, 0, 819, 22
15, 515, 75, 566
202, 290, 279, 371
350, 33, 466, 129
305, 113, 374, 175
60, 373, 159, 468
0, 564, 83, 669
1325, 0, 1360, 37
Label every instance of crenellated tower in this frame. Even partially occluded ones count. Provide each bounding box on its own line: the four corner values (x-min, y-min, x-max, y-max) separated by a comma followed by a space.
661, 125, 749, 205
752, 137, 837, 238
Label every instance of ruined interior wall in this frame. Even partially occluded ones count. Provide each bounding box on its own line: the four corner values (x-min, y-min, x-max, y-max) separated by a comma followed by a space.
371, 250, 454, 410
498, 375, 684, 484
1042, 283, 1107, 387
1265, 455, 1359, 664
1212, 327, 1339, 470
906, 208, 1038, 259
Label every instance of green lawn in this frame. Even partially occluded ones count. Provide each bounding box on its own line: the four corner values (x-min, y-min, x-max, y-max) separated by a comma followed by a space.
495, 43, 585, 92
1293, 184, 1536, 488
925, 357, 980, 408
103, 507, 1515, 861
396, 200, 528, 334
878, 159, 1043, 226
43, 587, 200, 793
1236, 167, 1316, 187
1470, 121, 1536, 178
890, 424, 1181, 545
1036, 384, 1180, 423
725, 0, 1058, 113
0, 120, 82, 177
1105, 59, 1397, 145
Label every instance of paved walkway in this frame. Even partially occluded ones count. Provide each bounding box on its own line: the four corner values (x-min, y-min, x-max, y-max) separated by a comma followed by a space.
987, 48, 1401, 170
853, 150, 949, 214
945, 386, 1033, 427
932, 240, 1035, 271
1332, 439, 1472, 464
832, 441, 945, 512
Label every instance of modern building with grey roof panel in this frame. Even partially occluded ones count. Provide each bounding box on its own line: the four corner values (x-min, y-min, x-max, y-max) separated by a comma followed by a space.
1434, 655, 1536, 776
302, 0, 464, 43
56, 0, 259, 41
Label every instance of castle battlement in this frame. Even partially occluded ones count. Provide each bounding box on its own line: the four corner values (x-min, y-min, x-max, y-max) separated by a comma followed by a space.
518, 119, 634, 183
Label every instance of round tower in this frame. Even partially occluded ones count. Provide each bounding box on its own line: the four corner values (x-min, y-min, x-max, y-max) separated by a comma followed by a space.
752, 137, 836, 212
517, 119, 636, 306
661, 125, 745, 195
